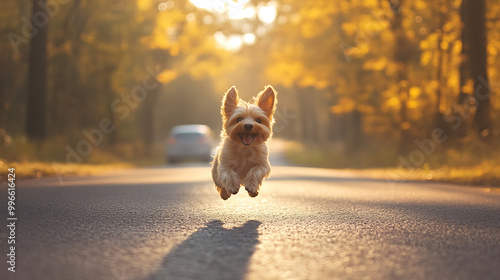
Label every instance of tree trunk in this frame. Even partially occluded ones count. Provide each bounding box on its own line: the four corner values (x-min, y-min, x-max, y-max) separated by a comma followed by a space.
298, 87, 319, 145
469, 0, 492, 136
346, 109, 363, 152
25, 0, 48, 141
458, 0, 471, 105
387, 0, 412, 153
297, 88, 309, 144
434, 0, 449, 132
141, 86, 160, 157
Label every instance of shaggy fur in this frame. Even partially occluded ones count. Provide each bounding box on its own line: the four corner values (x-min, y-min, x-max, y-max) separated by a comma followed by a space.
211, 85, 277, 200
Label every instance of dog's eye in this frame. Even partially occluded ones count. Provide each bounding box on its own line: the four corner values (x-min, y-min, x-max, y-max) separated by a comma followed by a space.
256, 118, 262, 123
236, 118, 243, 123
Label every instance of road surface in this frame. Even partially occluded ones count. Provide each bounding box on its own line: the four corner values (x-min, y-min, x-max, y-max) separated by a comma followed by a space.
1, 142, 500, 280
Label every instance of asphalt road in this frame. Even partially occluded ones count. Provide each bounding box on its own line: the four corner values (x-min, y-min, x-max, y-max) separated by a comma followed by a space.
1, 145, 500, 280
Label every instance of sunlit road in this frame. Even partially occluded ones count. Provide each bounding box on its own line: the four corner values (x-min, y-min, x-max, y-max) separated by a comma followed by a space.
1, 143, 500, 280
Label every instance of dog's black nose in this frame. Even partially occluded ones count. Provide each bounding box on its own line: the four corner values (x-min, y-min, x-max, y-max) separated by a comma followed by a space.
244, 124, 253, 131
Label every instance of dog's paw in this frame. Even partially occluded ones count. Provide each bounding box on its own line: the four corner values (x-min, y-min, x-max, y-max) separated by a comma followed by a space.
224, 184, 240, 195
219, 187, 231, 200
230, 187, 240, 194
245, 185, 259, 198
247, 190, 259, 198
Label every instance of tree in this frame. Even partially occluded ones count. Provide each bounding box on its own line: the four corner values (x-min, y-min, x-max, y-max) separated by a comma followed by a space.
468, 0, 492, 136
387, 0, 414, 152
25, 0, 48, 141
458, 0, 471, 106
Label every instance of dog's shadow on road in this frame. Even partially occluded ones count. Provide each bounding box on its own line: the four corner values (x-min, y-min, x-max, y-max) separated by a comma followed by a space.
147, 220, 261, 280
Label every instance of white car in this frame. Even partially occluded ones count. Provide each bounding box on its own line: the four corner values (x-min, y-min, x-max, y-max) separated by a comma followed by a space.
165, 125, 215, 163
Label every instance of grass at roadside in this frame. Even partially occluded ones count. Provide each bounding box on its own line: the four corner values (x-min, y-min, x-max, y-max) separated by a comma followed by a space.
0, 137, 167, 180
0, 156, 168, 180
358, 164, 500, 187
0, 160, 135, 180
285, 141, 500, 188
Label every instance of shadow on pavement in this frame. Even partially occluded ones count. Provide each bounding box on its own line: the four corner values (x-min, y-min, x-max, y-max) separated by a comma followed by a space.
147, 220, 261, 280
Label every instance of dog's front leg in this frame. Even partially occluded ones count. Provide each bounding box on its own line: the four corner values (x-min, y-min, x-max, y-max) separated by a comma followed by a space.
219, 166, 241, 196
243, 164, 270, 197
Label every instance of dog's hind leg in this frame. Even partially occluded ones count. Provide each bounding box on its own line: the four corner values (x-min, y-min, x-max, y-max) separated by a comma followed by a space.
211, 151, 231, 200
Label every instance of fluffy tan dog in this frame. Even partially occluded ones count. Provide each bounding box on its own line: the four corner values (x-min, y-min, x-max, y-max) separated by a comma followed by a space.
211, 85, 277, 200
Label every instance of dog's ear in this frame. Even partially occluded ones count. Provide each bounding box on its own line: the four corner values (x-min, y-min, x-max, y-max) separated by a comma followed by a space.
222, 86, 239, 118
256, 85, 277, 118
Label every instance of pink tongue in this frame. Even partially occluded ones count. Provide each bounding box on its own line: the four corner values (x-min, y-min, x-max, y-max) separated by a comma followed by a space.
243, 134, 253, 145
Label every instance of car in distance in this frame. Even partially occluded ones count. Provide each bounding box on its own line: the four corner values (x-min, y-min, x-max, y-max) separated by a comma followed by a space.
165, 125, 215, 163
